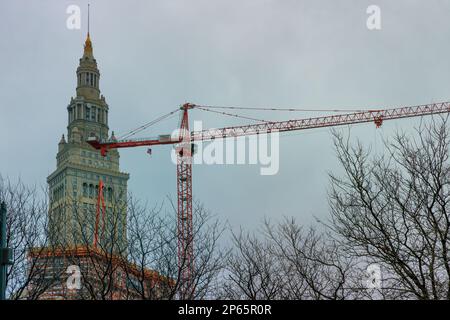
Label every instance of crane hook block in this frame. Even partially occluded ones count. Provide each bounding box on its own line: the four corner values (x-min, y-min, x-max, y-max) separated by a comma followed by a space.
374, 116, 383, 128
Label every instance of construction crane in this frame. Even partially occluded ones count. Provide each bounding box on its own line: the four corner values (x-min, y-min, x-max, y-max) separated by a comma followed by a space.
87, 100, 450, 298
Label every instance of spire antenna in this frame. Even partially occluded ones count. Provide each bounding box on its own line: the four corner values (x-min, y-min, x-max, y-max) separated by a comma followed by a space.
83, 4, 93, 56
88, 3, 90, 36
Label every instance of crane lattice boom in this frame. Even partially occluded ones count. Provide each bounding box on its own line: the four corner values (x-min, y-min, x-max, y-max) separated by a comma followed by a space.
191, 101, 450, 141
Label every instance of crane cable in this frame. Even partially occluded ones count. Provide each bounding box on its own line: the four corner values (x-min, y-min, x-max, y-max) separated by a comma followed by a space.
117, 104, 380, 141
193, 104, 379, 113
195, 106, 271, 123
119, 108, 180, 140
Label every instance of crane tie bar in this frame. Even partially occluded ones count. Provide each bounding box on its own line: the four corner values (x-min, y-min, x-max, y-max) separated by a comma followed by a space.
193, 104, 379, 113
196, 106, 271, 123
119, 108, 180, 140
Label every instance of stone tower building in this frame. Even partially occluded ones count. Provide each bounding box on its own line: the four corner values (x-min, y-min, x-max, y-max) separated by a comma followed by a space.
47, 33, 129, 250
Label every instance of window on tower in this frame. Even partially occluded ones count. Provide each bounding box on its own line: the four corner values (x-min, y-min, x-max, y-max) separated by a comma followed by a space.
107, 187, 113, 202
89, 184, 94, 198
82, 183, 88, 197
85, 105, 90, 120
91, 107, 96, 121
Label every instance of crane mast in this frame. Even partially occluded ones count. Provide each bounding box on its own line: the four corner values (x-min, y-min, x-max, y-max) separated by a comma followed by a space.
175, 104, 194, 298
87, 100, 450, 298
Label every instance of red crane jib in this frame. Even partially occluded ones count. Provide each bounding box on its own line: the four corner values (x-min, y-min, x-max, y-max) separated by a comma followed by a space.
87, 101, 450, 153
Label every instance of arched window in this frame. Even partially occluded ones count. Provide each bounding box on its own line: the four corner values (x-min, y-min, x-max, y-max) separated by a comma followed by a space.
69, 107, 74, 122
107, 187, 113, 202
82, 183, 88, 197
91, 107, 96, 121
85, 105, 90, 120
89, 184, 94, 198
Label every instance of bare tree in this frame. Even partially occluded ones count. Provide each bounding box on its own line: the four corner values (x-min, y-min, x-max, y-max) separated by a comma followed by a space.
1, 172, 226, 300
124, 197, 226, 300
222, 218, 358, 300
329, 116, 450, 299
64, 193, 128, 300
265, 219, 359, 299
221, 228, 286, 299
0, 177, 65, 299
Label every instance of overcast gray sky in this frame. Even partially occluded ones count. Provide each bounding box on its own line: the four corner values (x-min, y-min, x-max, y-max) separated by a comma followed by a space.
1, 0, 450, 232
